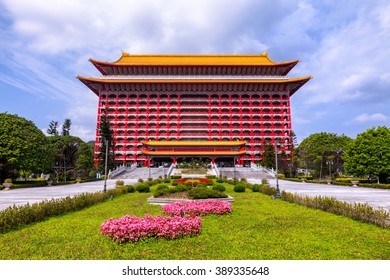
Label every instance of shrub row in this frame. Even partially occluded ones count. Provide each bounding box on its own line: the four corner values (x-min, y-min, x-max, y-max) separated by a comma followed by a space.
281, 191, 390, 229
0, 187, 128, 234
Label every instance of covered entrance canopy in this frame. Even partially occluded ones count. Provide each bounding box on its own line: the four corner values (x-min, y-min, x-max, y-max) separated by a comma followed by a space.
141, 140, 247, 166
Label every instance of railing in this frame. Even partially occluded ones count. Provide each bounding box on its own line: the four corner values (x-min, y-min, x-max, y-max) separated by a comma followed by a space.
108, 164, 128, 179
167, 163, 176, 177
212, 163, 220, 177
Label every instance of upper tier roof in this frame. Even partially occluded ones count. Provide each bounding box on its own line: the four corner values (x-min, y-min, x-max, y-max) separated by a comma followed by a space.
93, 51, 297, 65
89, 51, 300, 76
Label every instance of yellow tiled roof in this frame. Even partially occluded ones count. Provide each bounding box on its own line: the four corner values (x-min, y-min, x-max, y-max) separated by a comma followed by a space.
141, 150, 247, 156
90, 51, 299, 66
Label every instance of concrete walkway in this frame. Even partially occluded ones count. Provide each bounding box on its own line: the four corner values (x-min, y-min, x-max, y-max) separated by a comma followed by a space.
249, 178, 390, 213
1, 178, 390, 213
0, 179, 138, 211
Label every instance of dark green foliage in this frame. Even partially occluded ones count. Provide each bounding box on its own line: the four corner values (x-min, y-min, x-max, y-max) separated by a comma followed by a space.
163, 178, 171, 183
0, 187, 128, 233
61, 119, 72, 136
205, 175, 216, 179
216, 178, 224, 183
170, 175, 182, 179
344, 126, 390, 183
126, 185, 135, 193
233, 183, 246, 192
212, 184, 226, 192
294, 132, 352, 179
252, 184, 261, 192
156, 184, 169, 191
135, 184, 150, 193
188, 186, 227, 199
0, 113, 53, 181
174, 184, 191, 192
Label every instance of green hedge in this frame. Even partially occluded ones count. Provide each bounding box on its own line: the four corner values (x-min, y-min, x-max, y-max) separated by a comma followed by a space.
0, 187, 129, 234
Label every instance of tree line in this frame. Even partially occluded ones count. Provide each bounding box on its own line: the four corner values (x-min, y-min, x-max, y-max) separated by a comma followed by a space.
0, 113, 95, 183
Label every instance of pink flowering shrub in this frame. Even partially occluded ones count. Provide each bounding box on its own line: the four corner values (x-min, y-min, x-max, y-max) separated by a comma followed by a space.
162, 200, 232, 217
100, 214, 202, 243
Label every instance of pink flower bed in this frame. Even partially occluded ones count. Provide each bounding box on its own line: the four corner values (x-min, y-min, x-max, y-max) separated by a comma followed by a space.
162, 200, 232, 217
100, 214, 202, 243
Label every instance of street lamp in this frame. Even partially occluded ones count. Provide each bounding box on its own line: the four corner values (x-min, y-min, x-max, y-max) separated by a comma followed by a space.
274, 141, 281, 199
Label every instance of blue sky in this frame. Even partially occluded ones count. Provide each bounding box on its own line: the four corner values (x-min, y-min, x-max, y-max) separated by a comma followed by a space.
0, 0, 389, 143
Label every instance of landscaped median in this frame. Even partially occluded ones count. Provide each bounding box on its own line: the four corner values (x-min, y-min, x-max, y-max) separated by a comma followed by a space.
100, 200, 232, 243
1, 178, 390, 259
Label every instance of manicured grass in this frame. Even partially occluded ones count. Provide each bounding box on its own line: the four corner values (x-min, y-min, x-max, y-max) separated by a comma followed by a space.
0, 184, 389, 260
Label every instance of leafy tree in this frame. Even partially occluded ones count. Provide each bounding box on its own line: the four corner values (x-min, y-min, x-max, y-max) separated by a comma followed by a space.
47, 121, 59, 136
294, 132, 352, 178
48, 135, 83, 182
0, 113, 53, 182
98, 109, 115, 169
344, 126, 390, 183
262, 143, 275, 169
75, 142, 95, 178
61, 118, 72, 136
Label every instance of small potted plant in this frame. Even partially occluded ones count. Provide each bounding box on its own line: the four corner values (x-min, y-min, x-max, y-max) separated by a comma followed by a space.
3, 178, 13, 190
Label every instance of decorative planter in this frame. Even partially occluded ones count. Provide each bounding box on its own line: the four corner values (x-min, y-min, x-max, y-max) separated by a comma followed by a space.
47, 181, 53, 186
301, 178, 306, 183
351, 181, 359, 187
2, 183, 12, 190
326, 179, 332, 185
76, 177, 81, 184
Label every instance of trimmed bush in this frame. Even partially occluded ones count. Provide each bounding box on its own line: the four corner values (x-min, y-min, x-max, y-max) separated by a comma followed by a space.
170, 175, 182, 179
138, 178, 144, 183
233, 183, 246, 192
212, 184, 226, 192
135, 184, 150, 193
188, 187, 227, 199
126, 185, 135, 193
156, 184, 169, 191
163, 178, 171, 183
252, 184, 260, 192
116, 180, 124, 186
277, 174, 285, 179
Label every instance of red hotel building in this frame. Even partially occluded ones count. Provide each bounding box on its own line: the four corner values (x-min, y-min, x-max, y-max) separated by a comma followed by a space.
77, 52, 310, 167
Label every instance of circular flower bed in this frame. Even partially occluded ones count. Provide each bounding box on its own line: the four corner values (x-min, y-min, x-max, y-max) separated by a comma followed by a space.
100, 214, 202, 243
162, 200, 232, 217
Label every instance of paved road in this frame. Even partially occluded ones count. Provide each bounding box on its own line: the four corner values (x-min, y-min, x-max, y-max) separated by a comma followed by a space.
249, 179, 390, 212
1, 178, 389, 213
0, 179, 138, 211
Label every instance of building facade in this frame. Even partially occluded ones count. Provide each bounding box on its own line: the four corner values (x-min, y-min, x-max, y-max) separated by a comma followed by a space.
77, 52, 310, 167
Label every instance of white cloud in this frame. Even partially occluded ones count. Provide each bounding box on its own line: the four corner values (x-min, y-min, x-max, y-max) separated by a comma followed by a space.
302, 1, 390, 105
1, 0, 390, 143
352, 113, 389, 123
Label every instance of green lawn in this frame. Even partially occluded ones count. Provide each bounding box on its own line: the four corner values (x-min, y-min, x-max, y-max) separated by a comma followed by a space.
0, 184, 389, 260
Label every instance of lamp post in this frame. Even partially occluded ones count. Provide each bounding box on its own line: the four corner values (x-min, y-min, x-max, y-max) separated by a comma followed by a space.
103, 137, 108, 193
274, 141, 281, 199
